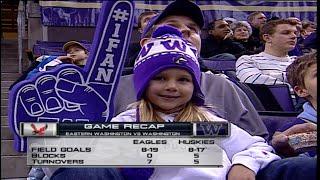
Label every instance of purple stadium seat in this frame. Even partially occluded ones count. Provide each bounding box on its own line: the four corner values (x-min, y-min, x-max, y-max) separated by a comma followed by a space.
258, 111, 299, 141
268, 84, 296, 112
33, 40, 92, 57
201, 58, 236, 72
246, 84, 296, 112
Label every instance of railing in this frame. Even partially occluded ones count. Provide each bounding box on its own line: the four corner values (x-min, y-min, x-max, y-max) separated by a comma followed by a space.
1, 1, 28, 73
17, 1, 27, 73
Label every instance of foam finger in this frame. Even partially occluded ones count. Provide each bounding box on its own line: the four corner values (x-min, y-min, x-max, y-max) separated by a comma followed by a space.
36, 75, 64, 113
18, 84, 45, 116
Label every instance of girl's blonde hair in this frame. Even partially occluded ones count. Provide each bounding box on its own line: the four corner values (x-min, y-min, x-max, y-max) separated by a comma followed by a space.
128, 99, 215, 122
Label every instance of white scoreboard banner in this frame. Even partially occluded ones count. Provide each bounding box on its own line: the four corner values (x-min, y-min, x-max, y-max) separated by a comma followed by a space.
27, 137, 224, 167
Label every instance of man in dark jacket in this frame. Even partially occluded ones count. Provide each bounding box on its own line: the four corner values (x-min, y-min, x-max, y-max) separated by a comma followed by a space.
247, 11, 267, 50
200, 19, 245, 59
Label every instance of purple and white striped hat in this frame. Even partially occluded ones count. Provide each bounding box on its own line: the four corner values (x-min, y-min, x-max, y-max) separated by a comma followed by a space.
134, 25, 204, 105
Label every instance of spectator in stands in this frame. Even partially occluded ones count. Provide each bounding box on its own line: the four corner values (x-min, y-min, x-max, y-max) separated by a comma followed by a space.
273, 51, 317, 157
303, 31, 316, 50
26, 40, 89, 79
47, 0, 316, 179
112, 25, 281, 180
62, 40, 89, 65
286, 17, 304, 56
125, 11, 158, 68
231, 21, 252, 41
236, 19, 297, 85
46, 1, 270, 179
247, 11, 267, 33
230, 21, 259, 53
200, 19, 245, 59
116, 0, 269, 140
257, 51, 317, 180
298, 21, 316, 54
301, 20, 316, 39
137, 11, 159, 33
247, 11, 267, 49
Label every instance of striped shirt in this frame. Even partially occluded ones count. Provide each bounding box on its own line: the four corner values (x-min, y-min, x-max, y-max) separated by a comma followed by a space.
236, 52, 296, 85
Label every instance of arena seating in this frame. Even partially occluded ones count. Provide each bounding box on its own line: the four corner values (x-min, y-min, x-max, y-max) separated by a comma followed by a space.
246, 84, 297, 112
258, 111, 299, 141
32, 40, 91, 57
201, 57, 236, 72
29, 40, 135, 76
29, 0, 309, 142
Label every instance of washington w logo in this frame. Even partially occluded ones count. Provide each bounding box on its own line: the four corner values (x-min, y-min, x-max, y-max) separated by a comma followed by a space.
198, 122, 229, 136
200, 124, 222, 135
30, 123, 48, 135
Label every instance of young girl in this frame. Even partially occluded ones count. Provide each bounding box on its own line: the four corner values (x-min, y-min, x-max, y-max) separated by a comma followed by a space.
111, 26, 280, 180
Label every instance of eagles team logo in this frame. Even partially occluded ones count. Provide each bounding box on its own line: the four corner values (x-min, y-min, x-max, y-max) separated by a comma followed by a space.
30, 123, 48, 136
20, 122, 57, 137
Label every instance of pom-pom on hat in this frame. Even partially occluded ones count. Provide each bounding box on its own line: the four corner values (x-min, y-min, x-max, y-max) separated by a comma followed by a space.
134, 25, 204, 106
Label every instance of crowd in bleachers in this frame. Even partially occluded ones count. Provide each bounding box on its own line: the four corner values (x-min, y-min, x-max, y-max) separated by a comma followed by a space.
22, 8, 316, 114
9, 0, 317, 179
